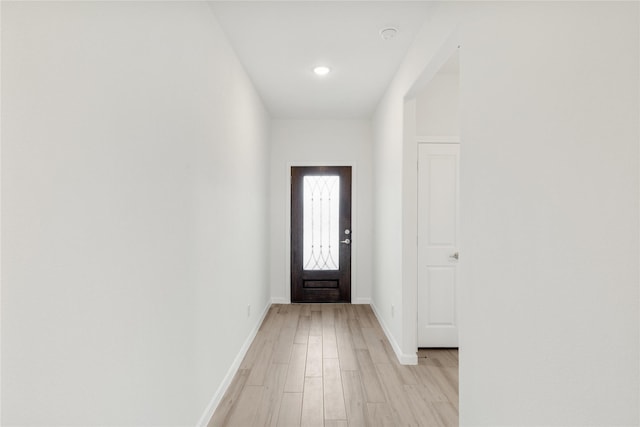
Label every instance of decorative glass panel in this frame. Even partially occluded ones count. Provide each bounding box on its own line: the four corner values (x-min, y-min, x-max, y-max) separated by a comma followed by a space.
303, 176, 340, 270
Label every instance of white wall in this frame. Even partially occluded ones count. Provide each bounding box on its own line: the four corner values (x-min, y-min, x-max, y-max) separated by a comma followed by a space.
1, 2, 270, 425
373, 1, 639, 425
270, 120, 373, 304
415, 71, 459, 138
458, 3, 638, 425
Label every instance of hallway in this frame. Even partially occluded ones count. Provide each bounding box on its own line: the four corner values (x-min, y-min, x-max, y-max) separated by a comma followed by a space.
208, 304, 458, 426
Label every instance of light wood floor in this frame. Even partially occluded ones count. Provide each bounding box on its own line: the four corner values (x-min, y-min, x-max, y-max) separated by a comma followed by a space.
208, 304, 458, 427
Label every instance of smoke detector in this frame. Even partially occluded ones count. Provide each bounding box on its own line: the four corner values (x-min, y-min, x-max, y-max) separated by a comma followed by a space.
380, 27, 398, 41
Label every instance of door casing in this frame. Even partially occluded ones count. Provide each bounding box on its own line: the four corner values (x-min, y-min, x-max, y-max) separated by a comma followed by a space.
290, 166, 352, 303
417, 142, 460, 347
284, 162, 359, 303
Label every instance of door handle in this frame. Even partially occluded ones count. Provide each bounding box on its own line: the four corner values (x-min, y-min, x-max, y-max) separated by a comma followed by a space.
450, 252, 459, 260
340, 239, 351, 244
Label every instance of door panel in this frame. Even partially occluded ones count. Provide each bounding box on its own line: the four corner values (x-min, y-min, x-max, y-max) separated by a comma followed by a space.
291, 166, 352, 303
426, 268, 456, 325
418, 144, 459, 347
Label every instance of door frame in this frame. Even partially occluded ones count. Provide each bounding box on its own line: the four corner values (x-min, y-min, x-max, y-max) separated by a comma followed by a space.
284, 162, 359, 304
417, 140, 461, 348
290, 166, 352, 303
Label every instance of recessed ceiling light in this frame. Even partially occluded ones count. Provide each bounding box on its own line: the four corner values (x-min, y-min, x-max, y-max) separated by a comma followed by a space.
380, 27, 398, 41
313, 66, 331, 76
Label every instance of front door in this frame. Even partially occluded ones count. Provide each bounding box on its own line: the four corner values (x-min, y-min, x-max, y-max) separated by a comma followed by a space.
291, 166, 352, 303
418, 144, 460, 347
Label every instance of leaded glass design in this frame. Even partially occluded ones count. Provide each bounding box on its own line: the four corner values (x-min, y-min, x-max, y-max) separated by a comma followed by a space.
303, 176, 340, 270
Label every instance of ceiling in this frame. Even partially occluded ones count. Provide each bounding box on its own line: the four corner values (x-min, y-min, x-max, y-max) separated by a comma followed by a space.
210, 1, 432, 119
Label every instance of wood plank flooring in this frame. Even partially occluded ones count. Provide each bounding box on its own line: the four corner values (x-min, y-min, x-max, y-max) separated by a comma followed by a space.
208, 304, 458, 427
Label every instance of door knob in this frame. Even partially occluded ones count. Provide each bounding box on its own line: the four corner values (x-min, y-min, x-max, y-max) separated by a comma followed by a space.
340, 239, 351, 244
450, 252, 459, 260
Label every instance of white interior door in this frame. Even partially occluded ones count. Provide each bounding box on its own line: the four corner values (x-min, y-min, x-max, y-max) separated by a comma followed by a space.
418, 143, 460, 347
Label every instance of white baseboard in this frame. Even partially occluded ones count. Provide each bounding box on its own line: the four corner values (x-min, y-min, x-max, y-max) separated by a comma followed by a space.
353, 297, 371, 304
195, 301, 271, 427
369, 302, 418, 365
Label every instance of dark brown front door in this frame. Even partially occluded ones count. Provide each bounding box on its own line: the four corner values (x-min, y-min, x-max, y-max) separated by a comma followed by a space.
291, 166, 352, 303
